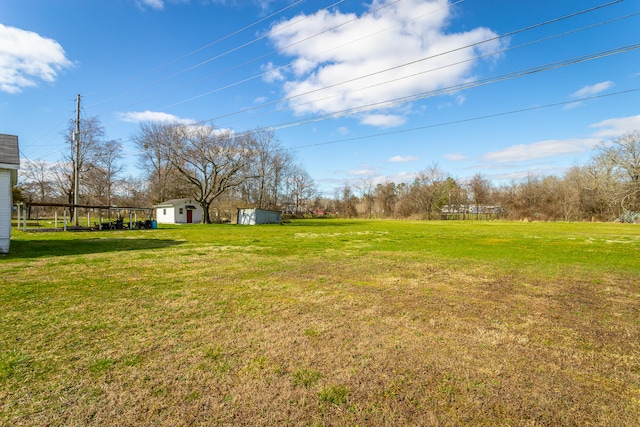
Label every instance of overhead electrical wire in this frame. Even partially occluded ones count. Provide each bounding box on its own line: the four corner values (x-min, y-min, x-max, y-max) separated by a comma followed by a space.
121, 0, 464, 112
218, 44, 640, 137
88, 0, 405, 113
21, 0, 321, 160
157, 0, 625, 113
85, 0, 347, 109
110, 40, 639, 149
84, 0, 627, 138
83, 0, 310, 100
20, 0, 636, 164
207, 11, 640, 128
284, 88, 640, 151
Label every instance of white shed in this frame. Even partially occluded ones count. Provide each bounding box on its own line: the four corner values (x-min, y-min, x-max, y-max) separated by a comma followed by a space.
237, 208, 281, 225
1, 134, 19, 254
155, 198, 203, 224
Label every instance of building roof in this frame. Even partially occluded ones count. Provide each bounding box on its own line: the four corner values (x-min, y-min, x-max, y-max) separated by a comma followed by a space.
237, 207, 281, 213
154, 198, 196, 208
0, 134, 19, 168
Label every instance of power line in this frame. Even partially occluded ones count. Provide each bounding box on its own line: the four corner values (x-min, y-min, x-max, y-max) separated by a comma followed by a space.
123, 0, 463, 112
83, 0, 310, 100
112, 41, 638, 151
285, 88, 640, 151
201, 43, 640, 135
156, 0, 624, 112
213, 11, 640, 128
20, 1, 637, 165
85, 0, 346, 109
138, 0, 628, 121
88, 0, 414, 114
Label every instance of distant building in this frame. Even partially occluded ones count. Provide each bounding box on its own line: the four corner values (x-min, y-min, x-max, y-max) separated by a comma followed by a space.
237, 208, 281, 225
1, 134, 20, 253
154, 198, 203, 224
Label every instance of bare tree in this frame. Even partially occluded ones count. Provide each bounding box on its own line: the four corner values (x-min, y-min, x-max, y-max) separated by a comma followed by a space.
133, 123, 257, 223
21, 159, 55, 202
18, 159, 56, 219
375, 182, 397, 218
467, 173, 492, 218
50, 161, 73, 206
338, 184, 359, 218
119, 175, 151, 208
285, 165, 317, 214
242, 128, 294, 210
356, 177, 376, 218
133, 122, 183, 204
578, 157, 624, 220
411, 163, 448, 219
83, 139, 124, 206
63, 117, 106, 208
595, 130, 640, 212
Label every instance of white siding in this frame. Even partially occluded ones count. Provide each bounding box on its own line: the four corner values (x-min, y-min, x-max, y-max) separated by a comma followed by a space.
156, 206, 176, 224
155, 200, 203, 224
0, 170, 11, 253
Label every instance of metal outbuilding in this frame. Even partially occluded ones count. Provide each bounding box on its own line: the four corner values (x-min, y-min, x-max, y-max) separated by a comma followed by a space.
237, 208, 281, 225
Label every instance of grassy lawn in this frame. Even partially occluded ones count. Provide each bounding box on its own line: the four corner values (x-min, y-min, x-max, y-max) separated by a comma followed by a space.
1, 219, 639, 426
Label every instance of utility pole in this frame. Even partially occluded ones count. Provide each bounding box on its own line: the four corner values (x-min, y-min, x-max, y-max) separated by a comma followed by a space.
74, 94, 81, 226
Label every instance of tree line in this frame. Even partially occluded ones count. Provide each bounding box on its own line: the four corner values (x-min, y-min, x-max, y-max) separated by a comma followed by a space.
332, 130, 640, 222
15, 117, 640, 223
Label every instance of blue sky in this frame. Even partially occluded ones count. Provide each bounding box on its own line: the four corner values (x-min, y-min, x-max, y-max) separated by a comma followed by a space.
1, 0, 639, 196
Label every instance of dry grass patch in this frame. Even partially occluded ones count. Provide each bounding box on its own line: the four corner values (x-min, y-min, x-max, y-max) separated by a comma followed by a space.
1, 220, 639, 425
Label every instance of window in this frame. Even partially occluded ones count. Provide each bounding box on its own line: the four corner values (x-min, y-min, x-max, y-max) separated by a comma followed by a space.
179, 208, 184, 215
163, 209, 166, 215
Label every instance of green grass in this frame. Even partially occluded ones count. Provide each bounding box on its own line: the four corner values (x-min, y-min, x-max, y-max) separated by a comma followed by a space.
1, 219, 639, 425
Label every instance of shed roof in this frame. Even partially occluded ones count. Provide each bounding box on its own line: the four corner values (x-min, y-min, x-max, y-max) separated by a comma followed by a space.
154, 198, 196, 208
0, 134, 20, 168
237, 207, 281, 213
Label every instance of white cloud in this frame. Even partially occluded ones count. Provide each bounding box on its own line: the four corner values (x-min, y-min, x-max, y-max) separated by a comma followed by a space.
444, 153, 467, 161
136, 0, 164, 10
0, 24, 73, 94
483, 139, 599, 163
360, 114, 407, 127
267, 0, 504, 127
348, 168, 377, 176
588, 114, 640, 139
572, 81, 614, 98
117, 110, 195, 124
388, 155, 419, 163
386, 170, 418, 184
480, 114, 640, 165
261, 62, 284, 83
562, 101, 583, 110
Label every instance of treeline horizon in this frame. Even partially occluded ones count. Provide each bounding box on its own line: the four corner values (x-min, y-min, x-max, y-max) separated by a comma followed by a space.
329, 130, 639, 222
13, 118, 640, 223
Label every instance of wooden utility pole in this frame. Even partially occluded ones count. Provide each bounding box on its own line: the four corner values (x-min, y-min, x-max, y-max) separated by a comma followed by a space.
74, 94, 81, 226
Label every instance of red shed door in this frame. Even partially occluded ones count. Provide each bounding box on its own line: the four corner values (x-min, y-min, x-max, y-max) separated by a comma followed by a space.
187, 209, 193, 223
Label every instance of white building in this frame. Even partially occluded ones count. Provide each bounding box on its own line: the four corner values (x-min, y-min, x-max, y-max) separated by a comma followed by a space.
1, 134, 19, 254
237, 208, 281, 225
155, 199, 203, 224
